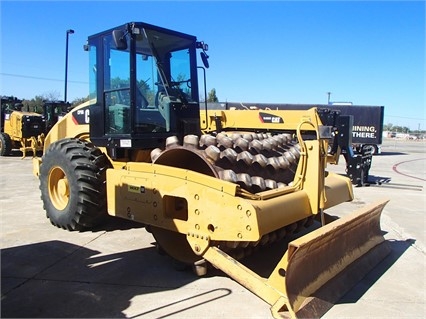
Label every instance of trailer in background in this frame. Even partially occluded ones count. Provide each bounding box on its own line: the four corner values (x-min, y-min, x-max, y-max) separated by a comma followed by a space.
329, 103, 384, 154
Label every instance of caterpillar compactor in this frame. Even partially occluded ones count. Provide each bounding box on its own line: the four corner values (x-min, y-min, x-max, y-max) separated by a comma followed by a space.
33, 22, 390, 318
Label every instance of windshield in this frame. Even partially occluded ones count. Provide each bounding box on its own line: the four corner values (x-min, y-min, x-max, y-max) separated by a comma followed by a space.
135, 28, 194, 103
132, 28, 194, 132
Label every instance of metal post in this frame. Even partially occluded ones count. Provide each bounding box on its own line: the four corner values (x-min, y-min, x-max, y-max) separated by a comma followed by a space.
327, 92, 332, 105
64, 29, 75, 103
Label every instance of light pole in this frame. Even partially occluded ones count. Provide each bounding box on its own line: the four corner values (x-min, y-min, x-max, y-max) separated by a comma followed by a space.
64, 29, 74, 103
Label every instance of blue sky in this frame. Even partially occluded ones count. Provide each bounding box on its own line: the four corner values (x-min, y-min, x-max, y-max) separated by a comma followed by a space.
0, 1, 424, 130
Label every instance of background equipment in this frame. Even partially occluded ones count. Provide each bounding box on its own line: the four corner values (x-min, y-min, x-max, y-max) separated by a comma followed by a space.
1, 96, 45, 157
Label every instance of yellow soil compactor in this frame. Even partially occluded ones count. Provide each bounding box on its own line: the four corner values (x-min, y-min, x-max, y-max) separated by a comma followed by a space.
33, 22, 390, 318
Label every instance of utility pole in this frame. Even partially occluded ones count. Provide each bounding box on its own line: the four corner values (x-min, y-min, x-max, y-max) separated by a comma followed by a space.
327, 92, 332, 105
64, 29, 75, 103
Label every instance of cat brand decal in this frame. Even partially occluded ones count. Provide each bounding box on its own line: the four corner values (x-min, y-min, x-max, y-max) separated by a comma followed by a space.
72, 106, 90, 125
259, 112, 284, 124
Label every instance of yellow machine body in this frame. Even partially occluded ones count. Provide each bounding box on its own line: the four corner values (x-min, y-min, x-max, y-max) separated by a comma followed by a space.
33, 101, 91, 176
31, 21, 391, 317
106, 145, 353, 242
42, 100, 91, 151
33, 103, 390, 318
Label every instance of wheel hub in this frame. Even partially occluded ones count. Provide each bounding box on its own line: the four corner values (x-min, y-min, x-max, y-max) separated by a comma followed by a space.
57, 178, 69, 197
48, 166, 70, 211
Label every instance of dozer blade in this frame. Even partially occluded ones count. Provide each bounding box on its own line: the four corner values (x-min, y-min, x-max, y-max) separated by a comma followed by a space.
281, 199, 391, 318
202, 200, 391, 319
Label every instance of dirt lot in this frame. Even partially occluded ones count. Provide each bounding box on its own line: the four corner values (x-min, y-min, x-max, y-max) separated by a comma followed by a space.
1, 138, 425, 318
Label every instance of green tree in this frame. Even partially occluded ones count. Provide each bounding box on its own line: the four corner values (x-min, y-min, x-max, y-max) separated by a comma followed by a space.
71, 96, 90, 108
207, 88, 219, 102
22, 96, 44, 113
137, 79, 155, 105
43, 91, 61, 102
383, 123, 393, 131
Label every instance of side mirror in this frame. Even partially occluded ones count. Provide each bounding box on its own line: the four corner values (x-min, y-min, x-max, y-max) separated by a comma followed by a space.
112, 30, 127, 50
200, 52, 209, 69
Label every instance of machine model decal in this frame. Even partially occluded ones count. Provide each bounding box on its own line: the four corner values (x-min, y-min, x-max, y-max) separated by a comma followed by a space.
72, 106, 90, 125
258, 112, 284, 124
128, 185, 146, 194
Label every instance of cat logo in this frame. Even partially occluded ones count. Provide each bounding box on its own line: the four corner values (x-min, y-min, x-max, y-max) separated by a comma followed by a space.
128, 185, 145, 194
259, 112, 284, 124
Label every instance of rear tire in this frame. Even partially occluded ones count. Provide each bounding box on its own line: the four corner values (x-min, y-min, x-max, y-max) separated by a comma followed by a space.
0, 132, 12, 156
39, 138, 111, 231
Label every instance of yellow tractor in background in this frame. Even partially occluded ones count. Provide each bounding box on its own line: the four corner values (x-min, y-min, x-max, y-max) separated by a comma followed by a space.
33, 22, 390, 318
0, 97, 70, 158
1, 96, 45, 157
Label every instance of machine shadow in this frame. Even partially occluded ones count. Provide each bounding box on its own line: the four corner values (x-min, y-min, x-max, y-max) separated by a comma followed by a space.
337, 238, 416, 304
366, 175, 423, 190
92, 215, 146, 232
1, 231, 414, 318
5, 149, 34, 157
1, 240, 229, 318
379, 151, 408, 156
367, 174, 392, 184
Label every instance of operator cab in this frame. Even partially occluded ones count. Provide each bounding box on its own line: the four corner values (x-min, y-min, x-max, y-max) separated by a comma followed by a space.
85, 22, 209, 159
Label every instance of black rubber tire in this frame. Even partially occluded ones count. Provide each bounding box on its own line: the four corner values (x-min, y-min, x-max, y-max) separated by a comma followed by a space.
0, 132, 12, 156
39, 138, 111, 231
